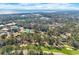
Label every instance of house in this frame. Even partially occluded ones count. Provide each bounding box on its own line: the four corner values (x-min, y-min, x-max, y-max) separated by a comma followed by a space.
19, 27, 24, 32
6, 22, 16, 26
65, 32, 71, 37
1, 28, 9, 31
11, 26, 19, 32
0, 25, 4, 28
24, 29, 34, 33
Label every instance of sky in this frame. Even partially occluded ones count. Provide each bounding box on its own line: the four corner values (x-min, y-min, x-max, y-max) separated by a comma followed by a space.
0, 3, 79, 14
0, 0, 79, 3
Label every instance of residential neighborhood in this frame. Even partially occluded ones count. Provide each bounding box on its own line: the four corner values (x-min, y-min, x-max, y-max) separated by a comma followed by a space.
0, 3, 79, 55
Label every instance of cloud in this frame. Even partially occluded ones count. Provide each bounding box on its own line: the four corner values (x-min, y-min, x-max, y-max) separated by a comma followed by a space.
0, 3, 79, 13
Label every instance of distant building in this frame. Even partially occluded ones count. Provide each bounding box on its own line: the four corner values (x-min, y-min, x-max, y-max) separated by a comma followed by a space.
6, 22, 16, 26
